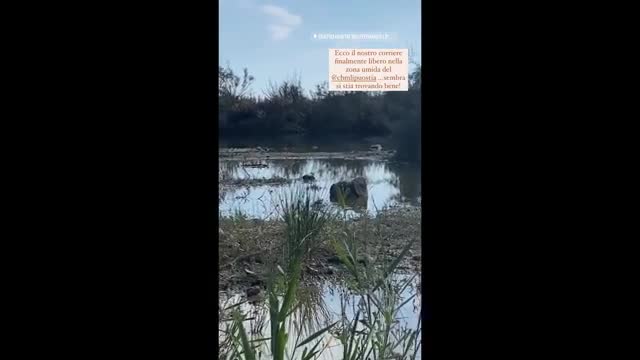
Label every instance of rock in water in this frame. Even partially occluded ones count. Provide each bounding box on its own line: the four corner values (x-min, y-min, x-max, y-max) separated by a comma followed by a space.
329, 181, 352, 202
352, 177, 367, 197
330, 177, 368, 203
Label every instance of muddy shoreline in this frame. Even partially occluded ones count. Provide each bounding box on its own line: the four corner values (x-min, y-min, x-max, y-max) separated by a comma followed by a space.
218, 207, 421, 297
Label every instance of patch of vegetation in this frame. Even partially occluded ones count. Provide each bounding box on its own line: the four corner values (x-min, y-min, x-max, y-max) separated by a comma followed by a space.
218, 190, 421, 360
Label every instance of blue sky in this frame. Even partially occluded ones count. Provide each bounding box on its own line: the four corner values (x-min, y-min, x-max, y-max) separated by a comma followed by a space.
219, 0, 421, 95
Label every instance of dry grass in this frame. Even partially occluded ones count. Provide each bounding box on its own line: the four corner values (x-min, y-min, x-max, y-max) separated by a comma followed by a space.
218, 206, 421, 293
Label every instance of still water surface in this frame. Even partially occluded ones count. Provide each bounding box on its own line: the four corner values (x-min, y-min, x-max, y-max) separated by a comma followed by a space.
219, 158, 421, 219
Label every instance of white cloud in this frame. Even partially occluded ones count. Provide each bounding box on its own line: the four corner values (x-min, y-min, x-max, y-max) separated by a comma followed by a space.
267, 24, 293, 41
260, 4, 302, 40
260, 5, 302, 26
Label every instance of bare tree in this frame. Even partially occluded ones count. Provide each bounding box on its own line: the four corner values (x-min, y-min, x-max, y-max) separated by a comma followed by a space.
218, 63, 255, 103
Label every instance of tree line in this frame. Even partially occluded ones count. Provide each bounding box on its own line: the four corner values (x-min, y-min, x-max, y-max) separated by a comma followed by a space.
218, 64, 421, 164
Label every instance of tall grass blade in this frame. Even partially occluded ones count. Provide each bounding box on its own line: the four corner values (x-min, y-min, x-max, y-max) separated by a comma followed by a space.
372, 239, 416, 292
394, 293, 417, 314
233, 311, 256, 360
268, 287, 280, 356
275, 324, 288, 360
346, 310, 361, 359
296, 321, 338, 348
300, 341, 321, 360
224, 300, 249, 311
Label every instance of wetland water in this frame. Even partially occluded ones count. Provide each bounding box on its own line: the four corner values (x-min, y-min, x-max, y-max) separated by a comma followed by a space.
218, 145, 423, 358
220, 275, 422, 360
219, 157, 421, 219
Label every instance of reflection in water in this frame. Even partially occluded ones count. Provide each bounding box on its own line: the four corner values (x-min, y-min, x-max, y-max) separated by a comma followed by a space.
289, 284, 332, 335
388, 162, 422, 207
219, 159, 421, 219
219, 275, 421, 360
